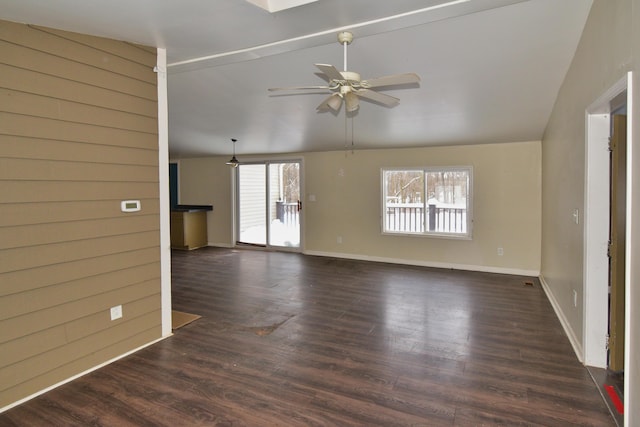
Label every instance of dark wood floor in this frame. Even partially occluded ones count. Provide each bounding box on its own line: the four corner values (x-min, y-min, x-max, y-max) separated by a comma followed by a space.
1, 247, 614, 426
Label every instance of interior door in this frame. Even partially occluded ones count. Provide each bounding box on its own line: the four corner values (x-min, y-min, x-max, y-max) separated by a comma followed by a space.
608, 114, 626, 372
237, 161, 301, 250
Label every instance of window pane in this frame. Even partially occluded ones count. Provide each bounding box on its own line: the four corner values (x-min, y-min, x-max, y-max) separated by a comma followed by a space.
383, 170, 424, 233
382, 167, 472, 238
425, 169, 469, 234
268, 162, 300, 247
238, 164, 266, 245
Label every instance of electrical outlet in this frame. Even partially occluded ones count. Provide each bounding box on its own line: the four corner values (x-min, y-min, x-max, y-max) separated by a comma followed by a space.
497, 247, 504, 256
573, 290, 578, 307
337, 236, 343, 244
572, 209, 580, 224
110, 305, 123, 320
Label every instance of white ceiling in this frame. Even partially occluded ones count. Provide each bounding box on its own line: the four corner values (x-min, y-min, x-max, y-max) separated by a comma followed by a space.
0, 0, 592, 157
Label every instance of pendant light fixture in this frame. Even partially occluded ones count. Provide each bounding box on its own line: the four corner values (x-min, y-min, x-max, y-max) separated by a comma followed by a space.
226, 138, 239, 167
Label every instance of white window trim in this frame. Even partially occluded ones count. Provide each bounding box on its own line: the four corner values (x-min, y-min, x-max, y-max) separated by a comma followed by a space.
380, 166, 473, 240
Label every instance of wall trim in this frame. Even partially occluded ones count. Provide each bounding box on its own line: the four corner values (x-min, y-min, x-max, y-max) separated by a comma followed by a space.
0, 335, 170, 414
303, 249, 540, 277
206, 244, 540, 276
582, 72, 631, 369
539, 274, 584, 363
157, 48, 172, 338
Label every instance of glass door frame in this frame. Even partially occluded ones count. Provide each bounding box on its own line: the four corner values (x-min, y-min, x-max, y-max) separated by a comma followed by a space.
234, 158, 303, 252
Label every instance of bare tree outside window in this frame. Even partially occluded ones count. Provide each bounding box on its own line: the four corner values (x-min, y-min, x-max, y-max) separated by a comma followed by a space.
382, 167, 472, 238
282, 163, 300, 202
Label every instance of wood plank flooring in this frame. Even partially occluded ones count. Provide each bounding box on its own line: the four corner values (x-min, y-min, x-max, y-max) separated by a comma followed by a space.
1, 247, 614, 426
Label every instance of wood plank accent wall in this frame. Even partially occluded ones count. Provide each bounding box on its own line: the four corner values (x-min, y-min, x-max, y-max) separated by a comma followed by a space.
0, 20, 162, 409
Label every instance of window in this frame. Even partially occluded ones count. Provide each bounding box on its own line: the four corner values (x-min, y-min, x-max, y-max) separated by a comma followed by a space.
381, 167, 472, 238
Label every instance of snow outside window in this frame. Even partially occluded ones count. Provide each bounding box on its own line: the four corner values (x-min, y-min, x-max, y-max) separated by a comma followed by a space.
381, 167, 472, 239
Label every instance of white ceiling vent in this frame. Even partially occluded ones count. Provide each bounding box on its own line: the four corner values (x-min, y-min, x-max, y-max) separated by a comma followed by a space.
245, 0, 319, 13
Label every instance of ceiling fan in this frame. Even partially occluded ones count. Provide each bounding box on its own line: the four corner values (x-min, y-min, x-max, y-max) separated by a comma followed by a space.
268, 31, 420, 113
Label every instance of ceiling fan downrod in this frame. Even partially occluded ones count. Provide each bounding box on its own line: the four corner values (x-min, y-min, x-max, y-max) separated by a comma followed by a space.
338, 31, 353, 72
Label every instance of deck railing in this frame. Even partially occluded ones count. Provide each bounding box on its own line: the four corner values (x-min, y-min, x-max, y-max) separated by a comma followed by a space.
385, 203, 466, 234
275, 201, 300, 227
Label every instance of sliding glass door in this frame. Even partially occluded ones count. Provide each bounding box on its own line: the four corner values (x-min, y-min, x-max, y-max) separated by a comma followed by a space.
237, 161, 301, 249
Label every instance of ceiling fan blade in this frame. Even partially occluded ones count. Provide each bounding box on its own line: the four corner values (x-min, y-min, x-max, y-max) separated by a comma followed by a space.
363, 73, 420, 88
315, 64, 344, 82
268, 85, 330, 92
356, 89, 400, 107
316, 93, 343, 112
344, 92, 359, 112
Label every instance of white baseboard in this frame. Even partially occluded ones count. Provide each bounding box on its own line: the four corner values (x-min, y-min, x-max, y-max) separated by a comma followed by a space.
303, 250, 540, 277
538, 275, 584, 363
0, 335, 170, 414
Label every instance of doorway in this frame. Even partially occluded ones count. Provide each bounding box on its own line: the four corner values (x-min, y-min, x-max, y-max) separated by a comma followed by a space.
584, 74, 631, 369
169, 162, 178, 209
584, 75, 631, 426
236, 160, 302, 250
608, 113, 626, 373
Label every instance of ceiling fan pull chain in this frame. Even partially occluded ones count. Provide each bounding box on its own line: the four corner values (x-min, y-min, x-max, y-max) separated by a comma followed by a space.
344, 110, 348, 154
351, 115, 355, 153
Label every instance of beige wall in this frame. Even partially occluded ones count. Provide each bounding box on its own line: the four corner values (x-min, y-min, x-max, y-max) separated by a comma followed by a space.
541, 0, 640, 423
179, 141, 541, 274
177, 157, 234, 246
0, 21, 162, 408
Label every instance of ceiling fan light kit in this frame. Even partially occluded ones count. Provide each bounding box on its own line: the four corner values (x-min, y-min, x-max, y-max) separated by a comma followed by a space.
268, 31, 420, 114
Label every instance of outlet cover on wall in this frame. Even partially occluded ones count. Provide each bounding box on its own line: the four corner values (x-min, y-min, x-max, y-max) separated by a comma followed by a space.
110, 305, 123, 320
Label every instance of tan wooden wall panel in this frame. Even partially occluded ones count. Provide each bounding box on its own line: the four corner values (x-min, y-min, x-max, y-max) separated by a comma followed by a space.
1, 263, 161, 321
0, 158, 159, 183
0, 282, 160, 348
0, 23, 156, 84
0, 199, 160, 227
0, 18, 162, 409
0, 249, 160, 297
0, 231, 160, 274
1, 215, 159, 250
0, 326, 161, 407
0, 311, 161, 392
1, 113, 158, 149
0, 64, 158, 118
0, 89, 158, 134
36, 26, 157, 67
0, 294, 160, 369
0, 40, 157, 101
1, 326, 67, 368
0, 135, 158, 166
65, 292, 161, 342
3, 181, 159, 203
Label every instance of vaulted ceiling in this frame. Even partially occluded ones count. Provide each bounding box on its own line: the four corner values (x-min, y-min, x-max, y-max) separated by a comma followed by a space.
0, 0, 592, 157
